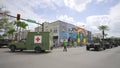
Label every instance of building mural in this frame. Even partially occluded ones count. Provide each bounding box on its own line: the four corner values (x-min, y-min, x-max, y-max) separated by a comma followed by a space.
35, 20, 92, 47
77, 27, 87, 46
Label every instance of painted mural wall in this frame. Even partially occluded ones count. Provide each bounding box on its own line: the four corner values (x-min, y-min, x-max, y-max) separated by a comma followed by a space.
58, 21, 92, 46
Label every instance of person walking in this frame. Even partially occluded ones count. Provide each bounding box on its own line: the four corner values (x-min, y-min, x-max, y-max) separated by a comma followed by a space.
73, 41, 77, 47
63, 39, 67, 52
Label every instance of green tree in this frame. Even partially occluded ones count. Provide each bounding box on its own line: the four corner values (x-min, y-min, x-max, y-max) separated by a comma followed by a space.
98, 25, 109, 40
14, 21, 28, 40
104, 33, 108, 38
0, 7, 11, 38
7, 28, 15, 39
14, 21, 28, 31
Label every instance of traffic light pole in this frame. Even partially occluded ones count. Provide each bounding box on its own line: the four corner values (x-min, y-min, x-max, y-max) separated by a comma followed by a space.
0, 12, 44, 31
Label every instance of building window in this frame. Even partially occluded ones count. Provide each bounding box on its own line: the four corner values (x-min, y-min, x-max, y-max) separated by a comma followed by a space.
53, 28, 58, 33
50, 29, 52, 32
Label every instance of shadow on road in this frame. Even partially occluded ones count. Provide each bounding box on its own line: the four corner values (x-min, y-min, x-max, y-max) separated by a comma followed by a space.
4, 50, 51, 55
0, 47, 8, 48
87, 48, 105, 52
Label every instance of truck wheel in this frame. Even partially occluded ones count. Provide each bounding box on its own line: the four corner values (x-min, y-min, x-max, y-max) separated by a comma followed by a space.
103, 47, 106, 50
50, 47, 53, 50
111, 46, 113, 48
20, 49, 23, 52
86, 47, 90, 50
35, 47, 41, 53
95, 47, 99, 51
10, 46, 16, 52
41, 50, 45, 52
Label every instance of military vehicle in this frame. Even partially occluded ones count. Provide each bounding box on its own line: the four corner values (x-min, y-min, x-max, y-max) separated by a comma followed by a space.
103, 39, 113, 49
8, 32, 53, 53
86, 41, 106, 51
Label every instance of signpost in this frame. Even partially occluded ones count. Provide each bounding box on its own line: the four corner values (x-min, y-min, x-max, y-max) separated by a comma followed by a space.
26, 19, 44, 32
26, 19, 36, 23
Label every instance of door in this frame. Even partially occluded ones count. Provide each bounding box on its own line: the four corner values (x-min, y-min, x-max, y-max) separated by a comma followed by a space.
16, 39, 26, 49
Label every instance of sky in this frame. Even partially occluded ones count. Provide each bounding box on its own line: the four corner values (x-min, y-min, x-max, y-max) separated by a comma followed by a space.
0, 0, 120, 37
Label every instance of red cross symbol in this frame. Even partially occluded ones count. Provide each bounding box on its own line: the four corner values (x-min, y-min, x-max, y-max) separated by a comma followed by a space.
36, 37, 40, 42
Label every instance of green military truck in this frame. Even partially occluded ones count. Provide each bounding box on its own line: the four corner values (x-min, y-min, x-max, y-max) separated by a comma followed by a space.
8, 32, 53, 53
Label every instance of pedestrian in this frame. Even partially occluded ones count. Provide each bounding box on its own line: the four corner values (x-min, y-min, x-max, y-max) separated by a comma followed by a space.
73, 41, 77, 47
63, 39, 67, 52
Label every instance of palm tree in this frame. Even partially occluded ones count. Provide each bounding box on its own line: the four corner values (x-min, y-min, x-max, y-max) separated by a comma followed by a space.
104, 33, 108, 38
98, 25, 109, 40
19, 21, 28, 31
14, 21, 28, 40
14, 21, 28, 31
7, 28, 15, 40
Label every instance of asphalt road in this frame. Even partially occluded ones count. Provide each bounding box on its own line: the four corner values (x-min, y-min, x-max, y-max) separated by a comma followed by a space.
0, 46, 120, 68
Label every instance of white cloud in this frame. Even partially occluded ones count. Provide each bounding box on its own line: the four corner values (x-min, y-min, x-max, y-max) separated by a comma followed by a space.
75, 22, 87, 28
0, 0, 60, 30
0, 0, 68, 30
64, 0, 92, 12
97, 0, 104, 2
108, 3, 120, 37
109, 3, 120, 19
86, 3, 120, 37
96, 0, 109, 3
56, 15, 87, 29
56, 15, 74, 23
86, 15, 110, 26
86, 15, 112, 34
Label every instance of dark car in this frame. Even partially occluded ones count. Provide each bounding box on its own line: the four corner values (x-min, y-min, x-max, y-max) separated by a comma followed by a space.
0, 39, 12, 48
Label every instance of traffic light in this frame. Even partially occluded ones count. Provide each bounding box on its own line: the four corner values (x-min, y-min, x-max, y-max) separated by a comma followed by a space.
17, 14, 20, 20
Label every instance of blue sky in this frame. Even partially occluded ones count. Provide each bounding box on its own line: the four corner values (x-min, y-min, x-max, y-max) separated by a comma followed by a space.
0, 0, 120, 37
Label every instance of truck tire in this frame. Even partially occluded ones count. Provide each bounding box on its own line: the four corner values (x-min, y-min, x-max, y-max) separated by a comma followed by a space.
50, 47, 53, 50
20, 49, 23, 52
86, 46, 90, 50
95, 46, 100, 51
111, 45, 113, 48
35, 47, 41, 53
41, 50, 45, 52
10, 46, 16, 52
103, 47, 106, 50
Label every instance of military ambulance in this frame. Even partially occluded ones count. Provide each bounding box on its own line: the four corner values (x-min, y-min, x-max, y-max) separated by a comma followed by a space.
8, 32, 53, 53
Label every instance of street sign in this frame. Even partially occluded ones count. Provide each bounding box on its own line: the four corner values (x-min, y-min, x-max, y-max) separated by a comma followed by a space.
26, 19, 36, 23
34, 36, 42, 43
